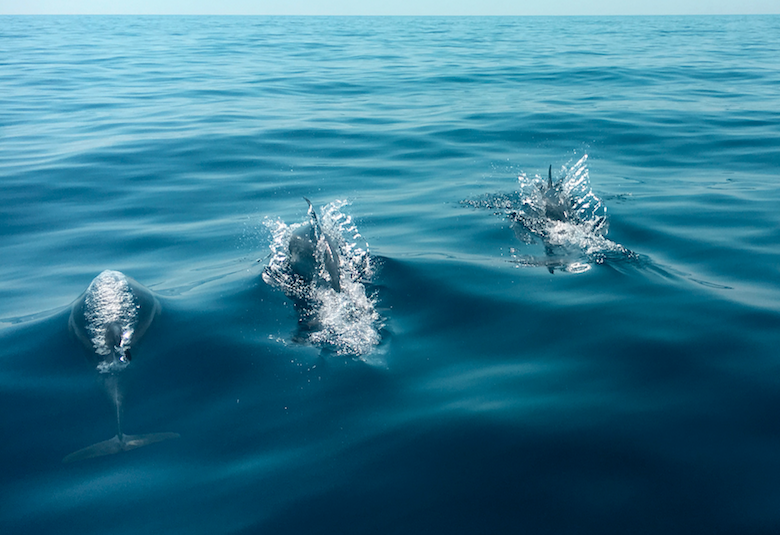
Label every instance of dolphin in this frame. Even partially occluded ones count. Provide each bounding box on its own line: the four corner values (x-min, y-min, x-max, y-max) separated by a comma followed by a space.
287, 198, 341, 293
65, 270, 178, 462
509, 166, 570, 243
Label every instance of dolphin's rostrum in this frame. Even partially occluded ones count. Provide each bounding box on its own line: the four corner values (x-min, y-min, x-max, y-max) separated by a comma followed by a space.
65, 270, 178, 462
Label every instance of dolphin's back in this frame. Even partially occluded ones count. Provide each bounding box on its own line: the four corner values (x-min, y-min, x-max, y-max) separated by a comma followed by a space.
321, 232, 341, 292
287, 204, 342, 293
288, 223, 319, 285
543, 190, 567, 221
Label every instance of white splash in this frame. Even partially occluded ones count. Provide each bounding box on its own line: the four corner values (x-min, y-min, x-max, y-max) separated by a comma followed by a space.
513, 154, 608, 234
83, 270, 137, 373
464, 154, 635, 273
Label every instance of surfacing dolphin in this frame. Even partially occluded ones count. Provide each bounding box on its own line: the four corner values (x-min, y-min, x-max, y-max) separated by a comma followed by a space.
507, 165, 571, 247
65, 270, 178, 462
288, 198, 341, 293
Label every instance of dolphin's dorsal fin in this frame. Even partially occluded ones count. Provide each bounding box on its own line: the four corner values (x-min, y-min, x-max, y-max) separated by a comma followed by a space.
303, 197, 316, 223
548, 165, 553, 189
303, 197, 321, 239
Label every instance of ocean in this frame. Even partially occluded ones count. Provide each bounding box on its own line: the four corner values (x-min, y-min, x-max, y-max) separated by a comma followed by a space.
1, 15, 780, 534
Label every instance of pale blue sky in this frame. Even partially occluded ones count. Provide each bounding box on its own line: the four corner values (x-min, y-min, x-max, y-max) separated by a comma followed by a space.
2, 0, 779, 15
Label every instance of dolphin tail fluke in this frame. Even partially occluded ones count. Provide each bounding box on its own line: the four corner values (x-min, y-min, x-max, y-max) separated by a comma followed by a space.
63, 432, 180, 463
548, 165, 553, 188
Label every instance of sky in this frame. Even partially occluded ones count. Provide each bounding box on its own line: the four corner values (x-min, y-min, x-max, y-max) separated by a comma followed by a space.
2, 0, 779, 15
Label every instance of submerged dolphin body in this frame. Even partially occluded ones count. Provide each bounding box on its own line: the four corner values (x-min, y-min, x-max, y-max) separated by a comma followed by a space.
288, 198, 341, 293
65, 270, 178, 462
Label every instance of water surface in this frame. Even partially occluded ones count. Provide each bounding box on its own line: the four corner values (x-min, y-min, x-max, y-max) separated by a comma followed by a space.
2, 15, 780, 534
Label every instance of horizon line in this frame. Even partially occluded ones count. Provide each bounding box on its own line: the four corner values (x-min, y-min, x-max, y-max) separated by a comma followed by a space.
3, 12, 780, 16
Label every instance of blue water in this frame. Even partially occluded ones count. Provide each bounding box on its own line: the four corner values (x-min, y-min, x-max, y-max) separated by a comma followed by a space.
2, 15, 780, 533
